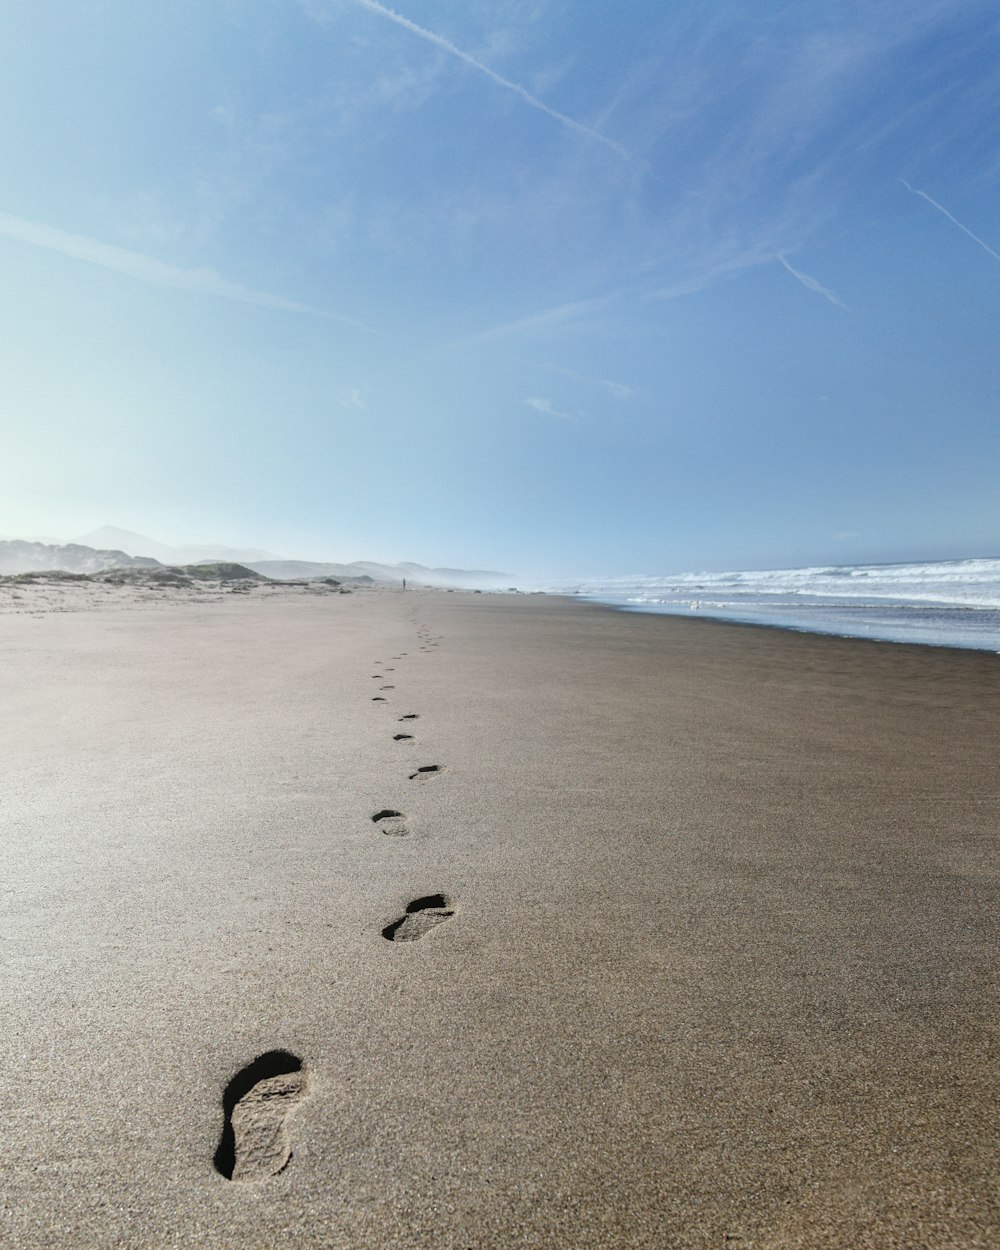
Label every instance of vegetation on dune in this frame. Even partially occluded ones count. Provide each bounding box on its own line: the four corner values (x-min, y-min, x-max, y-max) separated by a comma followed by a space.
174, 563, 266, 581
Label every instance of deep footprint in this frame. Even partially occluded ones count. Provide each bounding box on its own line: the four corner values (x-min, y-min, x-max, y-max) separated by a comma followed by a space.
393, 733, 414, 741
214, 1051, 310, 1181
372, 696, 386, 702
372, 809, 408, 837
382, 894, 455, 942
409, 764, 444, 780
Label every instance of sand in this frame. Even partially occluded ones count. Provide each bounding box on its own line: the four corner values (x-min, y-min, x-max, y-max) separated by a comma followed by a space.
0, 586, 997, 1248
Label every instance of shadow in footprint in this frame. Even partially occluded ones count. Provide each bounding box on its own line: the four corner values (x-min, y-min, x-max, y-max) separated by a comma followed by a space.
214, 1050, 310, 1181
393, 733, 414, 741
409, 764, 444, 780
372, 809, 408, 837
398, 714, 419, 721
383, 894, 455, 942
372, 696, 387, 702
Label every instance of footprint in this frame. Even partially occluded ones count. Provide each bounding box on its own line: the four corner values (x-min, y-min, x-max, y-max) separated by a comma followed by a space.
393, 733, 414, 741
382, 894, 455, 942
409, 764, 444, 781
372, 809, 408, 837
214, 1051, 310, 1181
380, 684, 395, 690
372, 696, 387, 702
398, 714, 419, 721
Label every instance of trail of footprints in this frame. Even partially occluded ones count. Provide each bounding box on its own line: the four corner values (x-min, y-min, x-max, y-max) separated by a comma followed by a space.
217, 618, 452, 1182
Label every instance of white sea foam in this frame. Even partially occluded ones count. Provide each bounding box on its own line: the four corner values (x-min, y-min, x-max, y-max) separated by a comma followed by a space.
566, 558, 1000, 608
544, 558, 1000, 651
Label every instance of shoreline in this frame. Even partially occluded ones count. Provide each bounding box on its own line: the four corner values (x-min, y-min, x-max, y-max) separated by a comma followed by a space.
6, 572, 999, 657
2, 589, 996, 1248
578, 593, 1000, 655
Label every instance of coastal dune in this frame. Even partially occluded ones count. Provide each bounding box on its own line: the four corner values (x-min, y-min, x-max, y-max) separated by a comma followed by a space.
1, 589, 996, 1248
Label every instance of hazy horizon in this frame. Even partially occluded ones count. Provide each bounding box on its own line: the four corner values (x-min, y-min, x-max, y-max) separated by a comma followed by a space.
3, 523, 1000, 588
3, 1, 999, 578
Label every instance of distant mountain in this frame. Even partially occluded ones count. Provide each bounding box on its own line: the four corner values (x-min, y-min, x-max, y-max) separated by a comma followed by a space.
0, 540, 160, 576
1, 528, 511, 587
73, 526, 280, 566
249, 559, 510, 589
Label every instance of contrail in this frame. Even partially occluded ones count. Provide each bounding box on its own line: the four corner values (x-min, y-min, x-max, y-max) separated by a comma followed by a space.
778, 253, 849, 311
0, 212, 369, 327
900, 179, 1000, 264
346, 0, 633, 161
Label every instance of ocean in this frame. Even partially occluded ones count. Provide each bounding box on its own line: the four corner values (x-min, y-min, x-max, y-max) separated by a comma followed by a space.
555, 558, 1000, 652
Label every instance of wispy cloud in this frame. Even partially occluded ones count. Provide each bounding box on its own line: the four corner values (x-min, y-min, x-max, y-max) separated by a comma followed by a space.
343, 0, 634, 161
643, 244, 777, 303
900, 179, 1000, 264
526, 396, 574, 421
777, 253, 849, 311
0, 212, 369, 326
526, 359, 634, 399
466, 243, 775, 344
459, 295, 611, 345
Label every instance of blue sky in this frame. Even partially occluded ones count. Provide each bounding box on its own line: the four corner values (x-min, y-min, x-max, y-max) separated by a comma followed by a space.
2, 0, 999, 578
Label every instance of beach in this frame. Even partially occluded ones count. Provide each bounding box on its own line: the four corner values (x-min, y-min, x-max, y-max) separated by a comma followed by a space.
1, 586, 997, 1249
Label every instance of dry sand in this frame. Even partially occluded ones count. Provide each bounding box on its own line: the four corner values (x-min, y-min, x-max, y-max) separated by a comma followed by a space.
1, 586, 997, 1248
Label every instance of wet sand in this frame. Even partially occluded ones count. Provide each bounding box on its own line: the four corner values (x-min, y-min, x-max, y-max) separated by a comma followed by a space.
1, 588, 997, 1248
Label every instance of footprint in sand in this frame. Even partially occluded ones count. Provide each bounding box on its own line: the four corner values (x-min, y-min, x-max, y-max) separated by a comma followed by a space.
214, 1051, 310, 1181
372, 696, 387, 703
409, 764, 444, 780
398, 713, 419, 721
380, 684, 395, 690
382, 894, 455, 942
393, 733, 414, 741
372, 809, 409, 836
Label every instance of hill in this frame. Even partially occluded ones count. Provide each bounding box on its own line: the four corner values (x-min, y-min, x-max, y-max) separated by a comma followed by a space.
0, 540, 160, 576
73, 526, 279, 565
249, 559, 508, 588
0, 534, 510, 588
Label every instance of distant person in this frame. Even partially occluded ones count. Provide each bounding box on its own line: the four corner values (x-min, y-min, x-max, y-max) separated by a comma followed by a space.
402, 578, 406, 591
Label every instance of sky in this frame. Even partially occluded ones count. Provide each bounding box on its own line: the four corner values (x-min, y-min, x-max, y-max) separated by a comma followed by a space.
2, 0, 1000, 579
